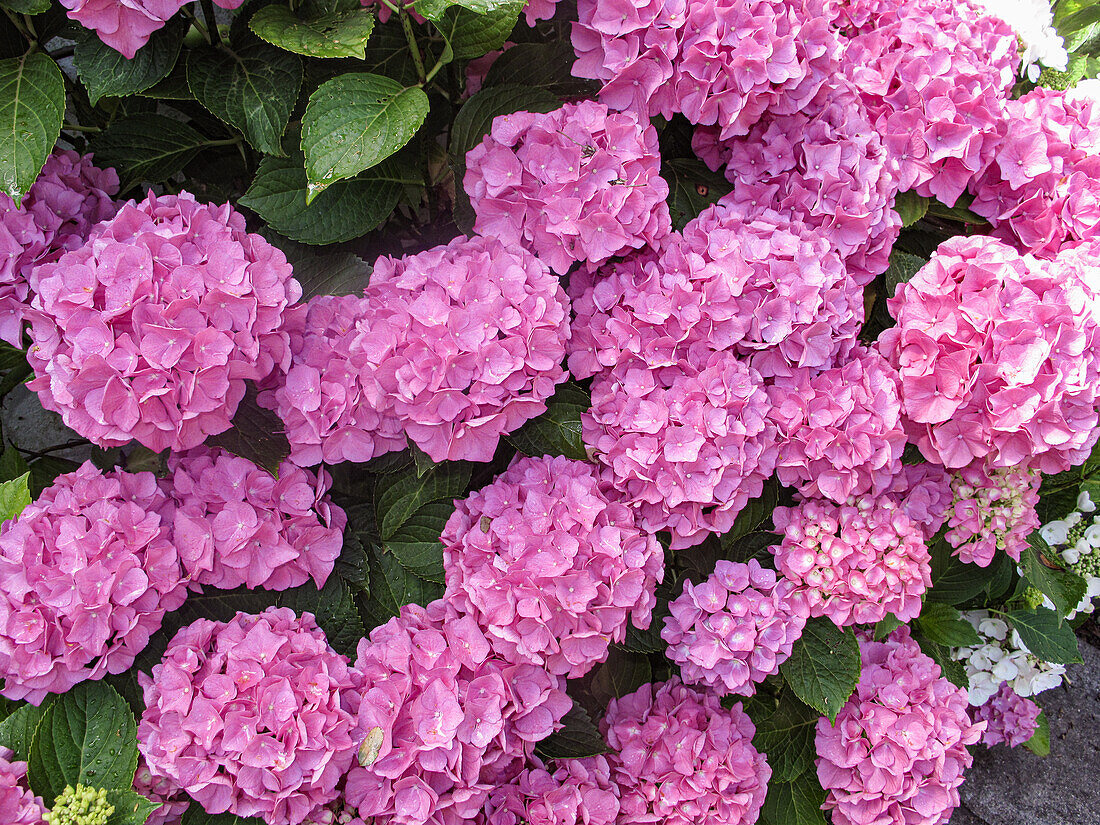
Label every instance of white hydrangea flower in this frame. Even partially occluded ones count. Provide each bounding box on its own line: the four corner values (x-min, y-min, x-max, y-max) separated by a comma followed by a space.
974, 0, 1069, 81
955, 610, 1067, 705
1078, 490, 1095, 513
1040, 518, 1070, 546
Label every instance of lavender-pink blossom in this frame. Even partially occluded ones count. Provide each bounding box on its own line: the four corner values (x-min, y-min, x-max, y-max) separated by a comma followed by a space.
464, 101, 670, 274
478, 756, 621, 825
0, 462, 185, 704
137, 608, 360, 825
134, 757, 190, 825
0, 747, 46, 825
816, 627, 983, 825
945, 460, 1040, 567
442, 454, 663, 678
26, 191, 300, 453
972, 681, 1041, 748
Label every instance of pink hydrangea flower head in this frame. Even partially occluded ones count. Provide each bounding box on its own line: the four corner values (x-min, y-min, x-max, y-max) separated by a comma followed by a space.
972, 681, 1041, 748
693, 79, 900, 285
771, 495, 931, 626
268, 295, 407, 468
137, 607, 360, 825
880, 462, 954, 540
816, 626, 983, 825
0, 461, 185, 704
573, 0, 841, 138
134, 756, 190, 825
661, 558, 809, 696
361, 234, 570, 462
478, 756, 621, 825
0, 150, 118, 346
878, 234, 1100, 473
165, 446, 346, 591
970, 86, 1100, 256
442, 454, 663, 678
523, 0, 564, 25
838, 0, 1019, 205
465, 101, 670, 274
345, 599, 572, 825
26, 191, 301, 453
602, 678, 770, 825
945, 460, 1040, 567
568, 200, 859, 381
58, 0, 190, 58
584, 349, 778, 549
768, 347, 906, 503
0, 747, 46, 825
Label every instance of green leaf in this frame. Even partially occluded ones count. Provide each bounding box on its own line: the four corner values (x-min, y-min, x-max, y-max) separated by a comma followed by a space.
278, 575, 365, 658
385, 499, 453, 583
361, 545, 444, 624
240, 148, 407, 245
0, 471, 30, 525
873, 613, 903, 641
761, 774, 827, 825
413, 0, 515, 20
0, 52, 64, 207
483, 41, 599, 97
250, 1, 377, 59
927, 535, 996, 605
619, 598, 669, 654
187, 41, 303, 156
205, 382, 291, 476
1023, 709, 1050, 757
74, 18, 186, 105
302, 73, 429, 190
449, 83, 559, 231
181, 807, 266, 825
750, 692, 820, 782
1059, 4, 1100, 53
28, 682, 138, 806
376, 462, 471, 540
718, 480, 779, 549
926, 193, 988, 225
916, 602, 982, 647
662, 158, 734, 230
884, 250, 926, 301
91, 113, 209, 190
409, 442, 437, 478
1022, 532, 1088, 619
780, 619, 861, 723
105, 789, 159, 825
590, 648, 651, 705
0, 0, 50, 13
0, 700, 50, 763
535, 702, 609, 760
0, 443, 27, 483
1006, 607, 1083, 664
436, 1, 522, 61
893, 190, 929, 227
505, 382, 589, 461
912, 633, 969, 690
264, 238, 373, 301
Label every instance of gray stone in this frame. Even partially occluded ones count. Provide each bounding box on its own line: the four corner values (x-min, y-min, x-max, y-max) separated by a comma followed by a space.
951, 640, 1100, 825
0, 383, 92, 463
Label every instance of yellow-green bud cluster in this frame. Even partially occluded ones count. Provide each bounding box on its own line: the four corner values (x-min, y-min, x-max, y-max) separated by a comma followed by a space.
44, 784, 114, 825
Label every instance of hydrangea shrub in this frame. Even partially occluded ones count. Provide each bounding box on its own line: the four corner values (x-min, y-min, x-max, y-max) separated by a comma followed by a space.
0, 2, 1096, 825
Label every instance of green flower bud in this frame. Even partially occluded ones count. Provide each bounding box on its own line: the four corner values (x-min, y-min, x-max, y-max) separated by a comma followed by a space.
44, 784, 114, 825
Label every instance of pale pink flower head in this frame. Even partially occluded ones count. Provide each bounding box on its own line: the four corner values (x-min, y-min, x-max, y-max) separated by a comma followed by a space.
345, 599, 572, 825
878, 234, 1100, 473
693, 79, 901, 285
0, 747, 46, 825
58, 0, 190, 58
26, 191, 300, 453
523, 0, 564, 25
880, 462, 954, 540
573, 0, 841, 139
0, 461, 185, 704
769, 347, 906, 503
662, 558, 809, 697
137, 607, 360, 825
465, 101, 670, 274
816, 626, 983, 825
972, 681, 1041, 748
361, 234, 570, 462
165, 446, 346, 592
442, 454, 663, 678
945, 460, 1040, 567
478, 755, 621, 825
838, 0, 1019, 205
0, 150, 118, 346
134, 756, 190, 825
268, 294, 407, 468
602, 677, 770, 825
971, 86, 1100, 256
583, 349, 778, 549
771, 495, 931, 626
568, 200, 859, 382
